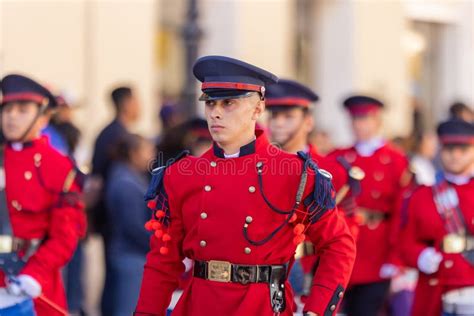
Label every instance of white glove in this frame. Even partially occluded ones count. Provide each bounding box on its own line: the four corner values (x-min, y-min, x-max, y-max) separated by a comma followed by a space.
6, 275, 42, 298
417, 247, 443, 274
379, 263, 399, 279
0, 288, 29, 309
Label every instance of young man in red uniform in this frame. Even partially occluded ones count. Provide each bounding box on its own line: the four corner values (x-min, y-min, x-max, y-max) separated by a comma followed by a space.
134, 56, 356, 316
265, 79, 359, 191
330, 95, 411, 316
265, 79, 363, 297
0, 74, 86, 315
400, 119, 474, 316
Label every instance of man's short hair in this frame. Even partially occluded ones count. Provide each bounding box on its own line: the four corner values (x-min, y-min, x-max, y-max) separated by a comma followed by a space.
111, 86, 132, 112
449, 102, 472, 119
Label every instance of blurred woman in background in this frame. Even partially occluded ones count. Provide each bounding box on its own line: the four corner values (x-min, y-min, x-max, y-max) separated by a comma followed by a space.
103, 133, 155, 316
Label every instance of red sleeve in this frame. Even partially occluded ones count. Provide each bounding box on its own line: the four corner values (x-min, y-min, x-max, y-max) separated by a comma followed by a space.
304, 208, 356, 315
134, 173, 185, 316
21, 168, 86, 288
399, 189, 427, 268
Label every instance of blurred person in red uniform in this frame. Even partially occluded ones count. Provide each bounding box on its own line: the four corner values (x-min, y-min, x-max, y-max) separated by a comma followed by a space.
400, 119, 474, 316
0, 74, 86, 315
330, 95, 411, 316
265, 79, 363, 300
134, 56, 356, 316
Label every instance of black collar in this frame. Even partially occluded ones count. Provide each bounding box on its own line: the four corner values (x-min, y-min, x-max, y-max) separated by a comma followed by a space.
213, 139, 256, 158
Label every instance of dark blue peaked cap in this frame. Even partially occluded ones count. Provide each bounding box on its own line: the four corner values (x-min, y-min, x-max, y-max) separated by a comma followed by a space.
437, 119, 474, 145
193, 55, 278, 101
1, 74, 57, 108
265, 79, 319, 109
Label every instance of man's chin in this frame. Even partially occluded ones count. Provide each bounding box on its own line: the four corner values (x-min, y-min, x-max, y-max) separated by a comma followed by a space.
269, 135, 288, 145
445, 165, 470, 175
2, 131, 23, 141
209, 133, 224, 143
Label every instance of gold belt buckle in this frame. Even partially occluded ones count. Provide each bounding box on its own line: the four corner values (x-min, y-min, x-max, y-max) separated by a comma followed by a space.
443, 234, 466, 254
0, 235, 13, 253
208, 260, 232, 282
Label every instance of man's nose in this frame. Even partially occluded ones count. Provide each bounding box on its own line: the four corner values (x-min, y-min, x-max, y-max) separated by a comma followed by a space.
210, 104, 222, 119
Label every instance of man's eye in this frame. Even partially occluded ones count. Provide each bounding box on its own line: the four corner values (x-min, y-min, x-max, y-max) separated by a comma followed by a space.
224, 100, 234, 106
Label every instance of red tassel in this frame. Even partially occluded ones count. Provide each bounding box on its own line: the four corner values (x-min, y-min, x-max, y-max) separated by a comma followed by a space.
154, 229, 163, 238
152, 221, 162, 230
293, 234, 305, 245
162, 233, 172, 242
147, 200, 157, 209
159, 246, 169, 255
293, 224, 305, 235
155, 210, 166, 218
144, 220, 153, 231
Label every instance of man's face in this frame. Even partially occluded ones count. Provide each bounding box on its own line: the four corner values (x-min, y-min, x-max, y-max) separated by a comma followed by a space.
267, 107, 312, 147
441, 144, 474, 174
124, 94, 141, 122
1, 101, 49, 141
351, 112, 381, 142
204, 93, 263, 147
460, 109, 474, 123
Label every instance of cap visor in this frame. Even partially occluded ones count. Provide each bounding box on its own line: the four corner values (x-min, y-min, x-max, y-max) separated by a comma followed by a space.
199, 90, 256, 101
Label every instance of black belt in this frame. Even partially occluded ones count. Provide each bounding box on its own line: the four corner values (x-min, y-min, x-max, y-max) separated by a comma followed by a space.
193, 259, 287, 285
356, 208, 390, 222
0, 236, 42, 254
193, 259, 288, 313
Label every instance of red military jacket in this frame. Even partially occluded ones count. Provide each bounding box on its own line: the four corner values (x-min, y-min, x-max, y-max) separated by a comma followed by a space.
399, 180, 474, 316
330, 142, 410, 285
0, 136, 86, 316
135, 129, 356, 316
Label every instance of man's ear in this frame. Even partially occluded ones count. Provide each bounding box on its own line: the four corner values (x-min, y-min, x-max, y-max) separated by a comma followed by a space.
304, 112, 314, 133
374, 111, 383, 130
252, 99, 265, 121
37, 110, 52, 129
